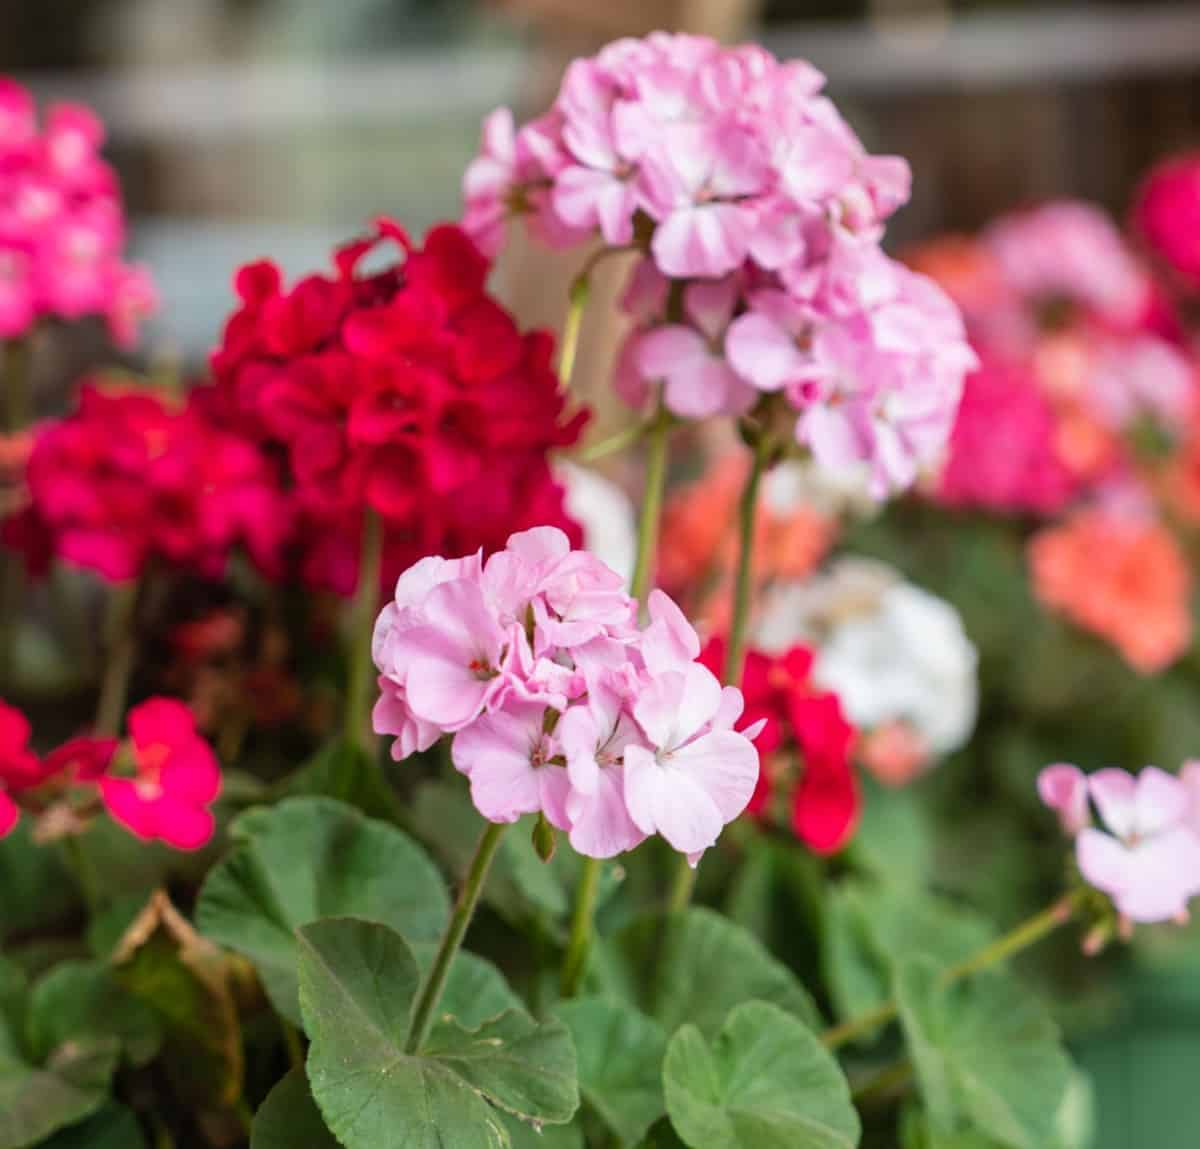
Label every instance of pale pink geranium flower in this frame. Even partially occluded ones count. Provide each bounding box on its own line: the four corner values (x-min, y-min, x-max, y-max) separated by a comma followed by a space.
632, 278, 756, 418
100, 698, 222, 850
726, 289, 820, 394
641, 120, 769, 278
556, 679, 648, 858
1038, 763, 1091, 836
451, 700, 571, 826
1074, 767, 1200, 923
623, 663, 758, 860
552, 62, 643, 246
462, 108, 517, 258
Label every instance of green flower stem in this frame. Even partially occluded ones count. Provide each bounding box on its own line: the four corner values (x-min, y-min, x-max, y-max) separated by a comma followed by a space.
2, 336, 32, 432
95, 577, 143, 738
560, 849, 603, 997
628, 409, 671, 605
344, 508, 384, 750
822, 893, 1079, 1052
561, 405, 673, 999
722, 432, 771, 687
576, 418, 650, 465
558, 274, 590, 391
666, 431, 772, 913
406, 821, 508, 1053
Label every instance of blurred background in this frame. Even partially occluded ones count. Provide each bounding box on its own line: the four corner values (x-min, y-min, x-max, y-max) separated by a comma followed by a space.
4, 3, 1200, 1145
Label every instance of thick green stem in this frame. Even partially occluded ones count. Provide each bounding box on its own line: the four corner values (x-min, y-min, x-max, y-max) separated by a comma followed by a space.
406, 821, 507, 1053
822, 894, 1078, 1051
562, 405, 672, 999
2, 337, 32, 432
560, 850, 603, 997
344, 509, 384, 749
95, 578, 143, 738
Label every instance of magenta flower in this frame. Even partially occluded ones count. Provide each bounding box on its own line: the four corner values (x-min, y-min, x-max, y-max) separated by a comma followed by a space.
100, 698, 222, 851
1038, 763, 1090, 837
0, 699, 42, 837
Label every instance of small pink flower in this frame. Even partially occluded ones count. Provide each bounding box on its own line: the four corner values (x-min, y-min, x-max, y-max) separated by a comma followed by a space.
1038, 763, 1091, 836
632, 279, 755, 419
642, 121, 768, 277
100, 698, 222, 850
462, 108, 517, 258
1074, 767, 1200, 924
451, 701, 570, 826
726, 289, 820, 394
623, 664, 759, 859
0, 700, 42, 837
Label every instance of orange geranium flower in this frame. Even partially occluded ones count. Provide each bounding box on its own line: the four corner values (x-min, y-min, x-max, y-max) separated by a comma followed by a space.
1029, 511, 1192, 673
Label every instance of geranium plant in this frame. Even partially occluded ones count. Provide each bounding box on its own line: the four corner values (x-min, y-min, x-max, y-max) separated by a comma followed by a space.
0, 46, 1197, 1149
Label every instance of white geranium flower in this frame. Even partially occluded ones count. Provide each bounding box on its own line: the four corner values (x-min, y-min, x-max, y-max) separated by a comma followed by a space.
756, 558, 978, 761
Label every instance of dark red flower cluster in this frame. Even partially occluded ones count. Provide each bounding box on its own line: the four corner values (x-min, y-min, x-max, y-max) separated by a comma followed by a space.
0, 696, 220, 849
2, 382, 288, 582
209, 219, 587, 594
701, 637, 860, 855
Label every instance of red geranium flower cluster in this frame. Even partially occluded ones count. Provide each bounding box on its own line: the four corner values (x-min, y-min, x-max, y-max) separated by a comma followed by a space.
209, 219, 587, 594
701, 637, 859, 855
0, 77, 156, 346
0, 696, 220, 849
2, 382, 288, 582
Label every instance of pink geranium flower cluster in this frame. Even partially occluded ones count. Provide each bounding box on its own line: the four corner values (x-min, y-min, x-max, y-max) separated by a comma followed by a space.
1040, 763, 1200, 926
0, 696, 220, 849
918, 199, 1199, 516
209, 220, 585, 594
3, 382, 288, 582
0, 78, 156, 346
463, 34, 976, 499
373, 526, 761, 861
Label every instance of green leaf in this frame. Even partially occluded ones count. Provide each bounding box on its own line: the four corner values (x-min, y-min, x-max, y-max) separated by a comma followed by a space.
411, 946, 523, 1030
0, 1039, 118, 1149
282, 739, 401, 822
39, 1103, 147, 1149
597, 908, 820, 1037
26, 961, 161, 1068
297, 917, 579, 1149
663, 1000, 860, 1149
0, 957, 26, 1058
824, 882, 993, 1028
252, 1068, 340, 1149
0, 821, 75, 942
196, 796, 449, 1023
554, 997, 667, 1145
896, 958, 1074, 1149
845, 775, 934, 889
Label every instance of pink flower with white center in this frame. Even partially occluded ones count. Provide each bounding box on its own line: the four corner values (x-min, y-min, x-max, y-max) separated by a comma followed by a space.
632, 278, 756, 419
37, 202, 121, 318
554, 677, 649, 857
41, 104, 106, 192
623, 663, 759, 859
1041, 765, 1200, 924
726, 289, 820, 394
100, 698, 222, 851
641, 121, 768, 278
552, 63, 643, 246
381, 577, 510, 733
451, 701, 571, 825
